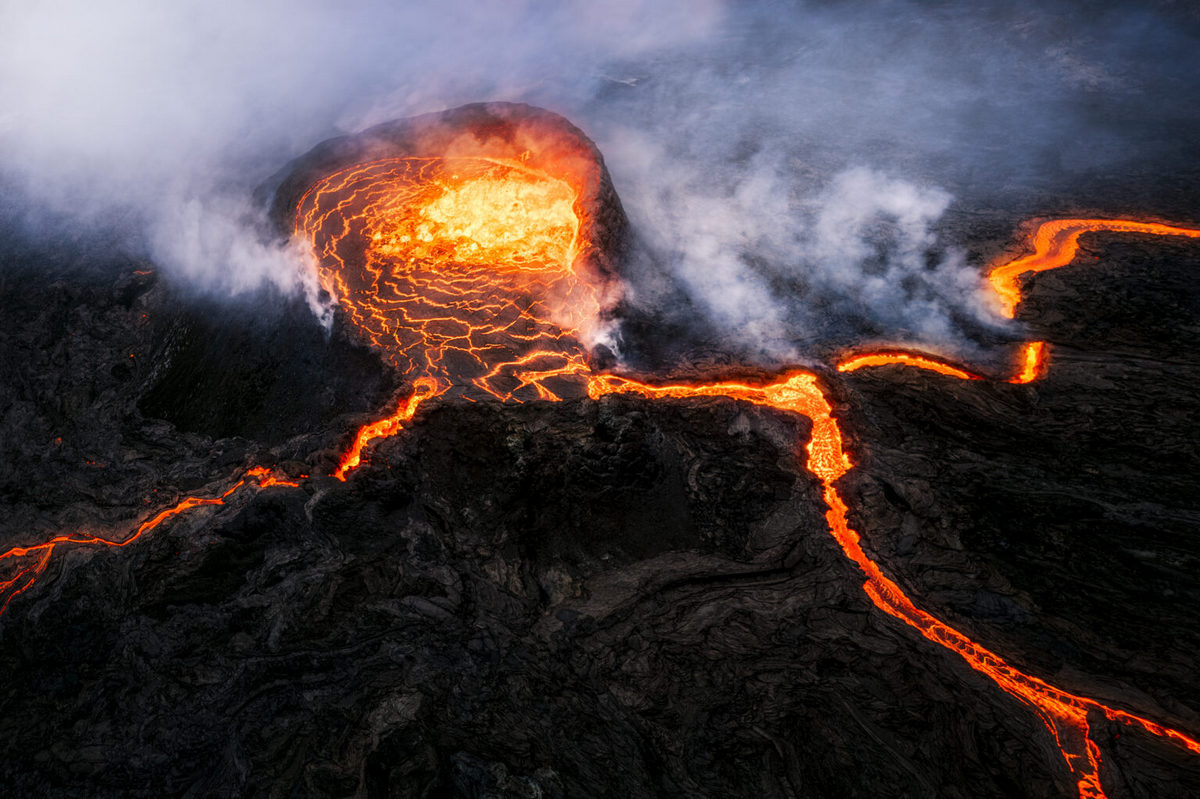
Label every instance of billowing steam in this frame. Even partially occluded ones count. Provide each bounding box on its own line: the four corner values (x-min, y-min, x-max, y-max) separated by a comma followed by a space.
3, 0, 1198, 360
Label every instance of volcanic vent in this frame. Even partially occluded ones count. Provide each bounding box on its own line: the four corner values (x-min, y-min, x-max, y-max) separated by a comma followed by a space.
275, 103, 625, 390
270, 103, 629, 476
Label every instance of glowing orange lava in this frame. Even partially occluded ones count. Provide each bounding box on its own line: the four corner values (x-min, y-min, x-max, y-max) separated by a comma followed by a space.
837, 351, 982, 380
294, 152, 609, 472
835, 342, 1049, 385
4, 105, 1199, 799
334, 376, 439, 481
0, 467, 295, 614
988, 219, 1200, 318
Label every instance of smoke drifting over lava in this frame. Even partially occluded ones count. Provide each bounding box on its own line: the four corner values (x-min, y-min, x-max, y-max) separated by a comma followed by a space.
4, 4, 1200, 796
3, 1, 1199, 358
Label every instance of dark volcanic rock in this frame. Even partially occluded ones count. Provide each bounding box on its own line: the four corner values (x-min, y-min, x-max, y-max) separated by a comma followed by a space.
0, 381, 1072, 798
136, 291, 394, 446
3, 106, 1200, 797
9, 242, 1200, 791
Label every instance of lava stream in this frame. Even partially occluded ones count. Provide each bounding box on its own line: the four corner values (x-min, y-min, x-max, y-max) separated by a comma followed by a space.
835, 341, 1048, 385
334, 377, 441, 481
0, 467, 296, 614
988, 219, 1200, 318
837, 351, 983, 381
588, 369, 1200, 797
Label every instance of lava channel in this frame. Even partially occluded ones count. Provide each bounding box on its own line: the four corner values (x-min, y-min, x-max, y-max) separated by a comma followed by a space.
989, 219, 1200, 318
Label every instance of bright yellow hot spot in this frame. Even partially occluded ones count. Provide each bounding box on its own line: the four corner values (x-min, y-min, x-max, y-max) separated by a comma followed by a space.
371, 167, 579, 271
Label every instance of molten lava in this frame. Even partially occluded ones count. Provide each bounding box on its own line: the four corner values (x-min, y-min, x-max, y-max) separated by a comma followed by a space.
837, 351, 983, 381
293, 153, 608, 471
988, 219, 1200, 318
334, 376, 439, 481
296, 154, 598, 386
835, 341, 1049, 385
3, 96, 1200, 799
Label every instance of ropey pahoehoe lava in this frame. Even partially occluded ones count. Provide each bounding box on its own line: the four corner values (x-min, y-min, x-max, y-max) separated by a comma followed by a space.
3, 103, 1200, 797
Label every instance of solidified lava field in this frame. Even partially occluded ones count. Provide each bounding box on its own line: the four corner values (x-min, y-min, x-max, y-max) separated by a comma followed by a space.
2, 101, 1200, 799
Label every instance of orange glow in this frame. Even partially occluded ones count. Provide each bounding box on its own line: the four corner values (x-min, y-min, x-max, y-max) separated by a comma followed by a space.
246, 466, 303, 489
837, 352, 982, 380
1010, 340, 1047, 384
589, 369, 1200, 798
295, 153, 607, 473
988, 219, 1200, 318
835, 343, 1049, 385
377, 163, 579, 269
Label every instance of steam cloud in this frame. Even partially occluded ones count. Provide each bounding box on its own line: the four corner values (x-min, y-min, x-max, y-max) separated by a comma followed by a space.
3, 0, 1198, 360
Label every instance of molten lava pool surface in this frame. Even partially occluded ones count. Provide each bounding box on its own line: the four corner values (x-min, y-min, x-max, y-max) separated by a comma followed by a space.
296, 156, 600, 398
293, 154, 607, 478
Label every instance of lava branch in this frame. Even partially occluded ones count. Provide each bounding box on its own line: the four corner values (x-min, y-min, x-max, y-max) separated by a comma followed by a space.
835, 218, 1200, 385
989, 219, 1200, 318
836, 341, 1048, 385
0, 467, 298, 615
587, 370, 1200, 798
838, 351, 985, 381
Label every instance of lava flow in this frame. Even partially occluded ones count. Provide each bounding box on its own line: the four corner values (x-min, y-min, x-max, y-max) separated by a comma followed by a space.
837, 351, 983, 381
293, 126, 619, 476
0, 467, 296, 615
835, 340, 1048, 384
989, 219, 1200, 318
4, 95, 1200, 796
299, 149, 1200, 794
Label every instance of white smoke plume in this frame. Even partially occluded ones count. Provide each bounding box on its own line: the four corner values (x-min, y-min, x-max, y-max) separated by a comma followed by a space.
608, 124, 995, 361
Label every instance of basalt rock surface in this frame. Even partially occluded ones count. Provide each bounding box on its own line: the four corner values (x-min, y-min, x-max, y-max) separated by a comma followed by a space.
3, 119, 1200, 795
2, 235, 1199, 798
